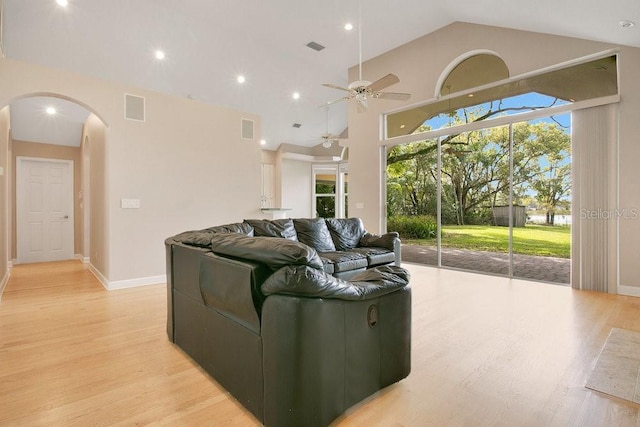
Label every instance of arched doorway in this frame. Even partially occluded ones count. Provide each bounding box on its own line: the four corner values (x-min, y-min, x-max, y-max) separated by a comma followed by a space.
6, 94, 107, 265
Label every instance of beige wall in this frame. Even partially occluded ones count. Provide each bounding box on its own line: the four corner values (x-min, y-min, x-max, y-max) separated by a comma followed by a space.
0, 57, 262, 285
280, 159, 312, 218
346, 22, 640, 290
0, 106, 9, 294
11, 140, 82, 259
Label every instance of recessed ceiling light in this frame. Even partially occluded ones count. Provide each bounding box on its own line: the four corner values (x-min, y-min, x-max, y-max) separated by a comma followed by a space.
56, 0, 68, 7
468, 93, 474, 98
155, 50, 166, 60
237, 75, 246, 84
260, 139, 266, 145
292, 92, 301, 100
46, 107, 57, 115
399, 124, 406, 129
344, 23, 353, 31
619, 20, 635, 28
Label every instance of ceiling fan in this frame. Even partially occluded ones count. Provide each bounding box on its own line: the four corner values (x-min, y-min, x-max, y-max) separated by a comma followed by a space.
322, 3, 410, 112
316, 106, 344, 148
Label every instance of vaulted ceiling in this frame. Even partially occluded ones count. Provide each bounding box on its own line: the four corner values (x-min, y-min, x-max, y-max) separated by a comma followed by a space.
2, 0, 639, 150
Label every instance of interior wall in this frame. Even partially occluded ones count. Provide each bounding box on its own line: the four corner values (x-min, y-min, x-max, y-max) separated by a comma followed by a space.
0, 57, 262, 285
280, 159, 312, 218
82, 114, 108, 277
0, 106, 10, 295
10, 140, 82, 260
347, 22, 640, 291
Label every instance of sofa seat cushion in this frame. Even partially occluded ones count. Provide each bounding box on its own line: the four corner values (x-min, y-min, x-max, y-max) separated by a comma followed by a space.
319, 251, 368, 273
325, 218, 366, 250
244, 218, 298, 240
350, 247, 396, 267
210, 233, 323, 270
261, 264, 410, 300
293, 218, 336, 252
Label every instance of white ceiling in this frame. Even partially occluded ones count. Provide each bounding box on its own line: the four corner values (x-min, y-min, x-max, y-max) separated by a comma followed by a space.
3, 0, 639, 150
10, 96, 90, 146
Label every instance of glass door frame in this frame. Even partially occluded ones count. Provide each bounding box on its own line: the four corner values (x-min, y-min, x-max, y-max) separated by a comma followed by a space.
312, 163, 348, 219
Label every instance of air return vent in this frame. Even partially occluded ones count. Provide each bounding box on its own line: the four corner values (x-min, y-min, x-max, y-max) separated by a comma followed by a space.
124, 94, 145, 122
306, 41, 325, 51
241, 118, 254, 140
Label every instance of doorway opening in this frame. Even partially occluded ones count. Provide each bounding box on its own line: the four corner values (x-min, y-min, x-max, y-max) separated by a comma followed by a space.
7, 94, 106, 266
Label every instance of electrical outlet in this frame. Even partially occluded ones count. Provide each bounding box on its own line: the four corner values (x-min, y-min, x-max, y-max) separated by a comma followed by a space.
121, 199, 141, 209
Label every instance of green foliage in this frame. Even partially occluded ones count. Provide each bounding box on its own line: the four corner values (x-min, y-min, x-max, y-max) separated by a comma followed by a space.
387, 215, 437, 239
386, 110, 571, 226
316, 197, 335, 218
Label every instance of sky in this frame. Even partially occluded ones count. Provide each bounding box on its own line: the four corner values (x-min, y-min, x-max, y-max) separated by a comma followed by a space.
424, 92, 571, 132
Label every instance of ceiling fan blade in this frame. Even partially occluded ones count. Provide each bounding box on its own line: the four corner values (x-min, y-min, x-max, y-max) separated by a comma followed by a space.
322, 83, 351, 92
324, 96, 350, 106
367, 73, 400, 92
376, 91, 411, 101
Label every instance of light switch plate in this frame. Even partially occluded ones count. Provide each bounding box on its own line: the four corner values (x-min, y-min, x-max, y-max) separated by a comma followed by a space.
121, 198, 141, 209
0, 166, 4, 176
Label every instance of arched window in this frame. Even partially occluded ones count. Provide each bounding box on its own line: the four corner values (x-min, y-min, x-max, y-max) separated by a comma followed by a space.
439, 53, 509, 96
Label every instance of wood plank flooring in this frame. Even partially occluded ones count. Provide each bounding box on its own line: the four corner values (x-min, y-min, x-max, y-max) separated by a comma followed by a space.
1, 260, 639, 426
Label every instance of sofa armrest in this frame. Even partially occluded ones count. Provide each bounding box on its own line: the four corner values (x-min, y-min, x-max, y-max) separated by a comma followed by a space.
359, 232, 399, 251
359, 232, 401, 266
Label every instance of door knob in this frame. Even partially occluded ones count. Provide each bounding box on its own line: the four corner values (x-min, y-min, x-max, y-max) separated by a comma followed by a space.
63, 215, 69, 219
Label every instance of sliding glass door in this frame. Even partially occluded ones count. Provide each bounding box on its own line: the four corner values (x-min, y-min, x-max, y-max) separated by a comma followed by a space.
386, 114, 571, 285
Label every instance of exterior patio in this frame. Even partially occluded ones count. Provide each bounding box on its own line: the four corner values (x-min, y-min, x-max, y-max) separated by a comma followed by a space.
401, 244, 570, 285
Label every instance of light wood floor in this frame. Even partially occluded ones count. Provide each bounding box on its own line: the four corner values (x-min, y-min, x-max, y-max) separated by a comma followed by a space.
1, 261, 640, 426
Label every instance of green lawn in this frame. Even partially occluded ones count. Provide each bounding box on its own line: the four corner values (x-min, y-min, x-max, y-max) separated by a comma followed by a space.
406, 224, 571, 258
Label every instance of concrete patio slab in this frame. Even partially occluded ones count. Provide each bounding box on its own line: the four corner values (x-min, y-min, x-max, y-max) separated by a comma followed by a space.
401, 244, 570, 285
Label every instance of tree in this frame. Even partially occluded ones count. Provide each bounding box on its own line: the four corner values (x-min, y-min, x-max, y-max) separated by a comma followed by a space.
386, 115, 571, 225
527, 123, 571, 224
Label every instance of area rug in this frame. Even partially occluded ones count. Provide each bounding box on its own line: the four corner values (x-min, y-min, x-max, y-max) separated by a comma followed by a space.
586, 328, 640, 403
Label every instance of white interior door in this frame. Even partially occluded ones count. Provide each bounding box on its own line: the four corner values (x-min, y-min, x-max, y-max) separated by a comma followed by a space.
17, 157, 74, 263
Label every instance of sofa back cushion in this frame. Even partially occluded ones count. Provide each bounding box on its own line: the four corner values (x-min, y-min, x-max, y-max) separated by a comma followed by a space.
325, 218, 366, 250
244, 219, 298, 240
170, 230, 216, 247
204, 222, 255, 236
293, 218, 336, 252
210, 233, 323, 270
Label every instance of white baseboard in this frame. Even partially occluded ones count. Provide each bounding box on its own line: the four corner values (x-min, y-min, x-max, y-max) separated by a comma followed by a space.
88, 264, 109, 290
75, 254, 91, 264
618, 285, 640, 298
0, 268, 10, 301
87, 264, 165, 291
106, 274, 166, 291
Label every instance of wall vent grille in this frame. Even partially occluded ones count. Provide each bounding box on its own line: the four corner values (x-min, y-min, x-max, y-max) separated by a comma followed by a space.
241, 118, 254, 140
124, 94, 145, 122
